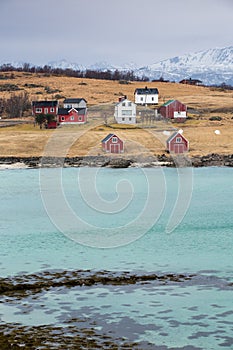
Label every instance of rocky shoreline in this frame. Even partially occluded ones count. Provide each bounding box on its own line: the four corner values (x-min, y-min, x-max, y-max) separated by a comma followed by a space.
0, 153, 233, 169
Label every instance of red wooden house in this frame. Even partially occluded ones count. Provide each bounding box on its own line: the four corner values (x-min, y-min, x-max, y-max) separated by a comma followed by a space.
166, 131, 189, 154
159, 99, 187, 121
32, 100, 58, 116
179, 78, 202, 86
101, 133, 124, 154
57, 107, 87, 124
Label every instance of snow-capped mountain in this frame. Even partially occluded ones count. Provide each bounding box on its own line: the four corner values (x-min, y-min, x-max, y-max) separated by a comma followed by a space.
48, 59, 86, 71
1, 46, 232, 85
135, 46, 233, 85
47, 47, 233, 85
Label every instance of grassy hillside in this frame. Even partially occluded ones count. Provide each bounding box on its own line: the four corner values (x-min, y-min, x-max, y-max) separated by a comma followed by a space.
0, 71, 232, 157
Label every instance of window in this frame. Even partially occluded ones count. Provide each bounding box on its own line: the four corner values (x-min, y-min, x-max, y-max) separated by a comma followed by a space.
122, 102, 126, 106
44, 108, 48, 114
78, 116, 82, 121
176, 137, 182, 143
122, 110, 132, 116
140, 97, 143, 101
61, 117, 65, 121
112, 137, 118, 143
50, 108, 54, 112
122, 118, 125, 121
36, 108, 42, 113
128, 102, 132, 106
70, 116, 74, 121
129, 117, 132, 121
151, 97, 154, 101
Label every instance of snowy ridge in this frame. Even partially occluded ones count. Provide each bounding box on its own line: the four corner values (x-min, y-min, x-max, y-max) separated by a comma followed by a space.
1, 46, 233, 85
135, 46, 233, 85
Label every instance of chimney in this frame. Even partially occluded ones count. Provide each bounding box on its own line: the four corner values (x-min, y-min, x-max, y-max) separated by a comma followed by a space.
119, 95, 127, 102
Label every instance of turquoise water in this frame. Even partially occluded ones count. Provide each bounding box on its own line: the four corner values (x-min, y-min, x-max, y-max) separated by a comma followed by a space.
0, 167, 232, 349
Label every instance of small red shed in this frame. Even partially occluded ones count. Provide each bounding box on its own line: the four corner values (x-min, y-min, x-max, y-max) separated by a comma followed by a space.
101, 133, 124, 154
58, 107, 87, 124
46, 120, 58, 129
166, 131, 189, 154
159, 100, 187, 121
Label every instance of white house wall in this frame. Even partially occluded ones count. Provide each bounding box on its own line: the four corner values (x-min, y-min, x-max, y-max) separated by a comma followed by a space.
114, 99, 136, 124
135, 94, 158, 105
64, 100, 87, 109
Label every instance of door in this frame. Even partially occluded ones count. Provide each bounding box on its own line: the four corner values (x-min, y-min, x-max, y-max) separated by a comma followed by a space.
174, 144, 184, 154
110, 144, 120, 153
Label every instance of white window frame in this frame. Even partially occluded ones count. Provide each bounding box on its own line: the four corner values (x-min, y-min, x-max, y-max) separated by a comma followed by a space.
70, 116, 75, 121
176, 137, 182, 143
112, 137, 118, 143
36, 108, 42, 113
50, 108, 54, 113
61, 116, 65, 121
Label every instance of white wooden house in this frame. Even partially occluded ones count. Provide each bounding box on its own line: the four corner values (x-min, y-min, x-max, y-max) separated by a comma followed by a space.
134, 86, 159, 105
114, 97, 136, 124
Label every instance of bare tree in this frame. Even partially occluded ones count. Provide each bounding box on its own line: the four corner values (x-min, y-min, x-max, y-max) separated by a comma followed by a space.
5, 92, 30, 118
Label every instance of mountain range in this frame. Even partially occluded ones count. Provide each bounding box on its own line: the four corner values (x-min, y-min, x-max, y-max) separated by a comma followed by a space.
2, 46, 233, 86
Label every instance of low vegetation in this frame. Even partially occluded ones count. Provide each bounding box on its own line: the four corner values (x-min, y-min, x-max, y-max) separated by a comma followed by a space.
0, 71, 232, 157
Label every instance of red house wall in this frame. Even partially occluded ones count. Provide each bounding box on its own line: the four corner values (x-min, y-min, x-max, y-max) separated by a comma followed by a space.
102, 136, 124, 153
58, 110, 87, 123
33, 106, 58, 115
160, 100, 186, 119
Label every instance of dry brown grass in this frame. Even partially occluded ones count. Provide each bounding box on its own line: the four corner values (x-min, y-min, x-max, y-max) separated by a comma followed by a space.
0, 72, 232, 158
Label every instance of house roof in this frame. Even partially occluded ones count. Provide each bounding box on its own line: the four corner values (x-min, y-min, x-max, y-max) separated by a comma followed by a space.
134, 87, 159, 95
63, 98, 87, 104
166, 131, 188, 144
58, 107, 87, 115
161, 99, 175, 107
101, 133, 119, 143
115, 98, 134, 106
32, 100, 58, 107
179, 78, 202, 83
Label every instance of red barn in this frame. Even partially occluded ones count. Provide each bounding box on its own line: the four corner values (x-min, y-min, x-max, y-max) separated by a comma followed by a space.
159, 100, 187, 121
166, 131, 189, 154
57, 107, 87, 124
101, 134, 124, 154
32, 100, 58, 116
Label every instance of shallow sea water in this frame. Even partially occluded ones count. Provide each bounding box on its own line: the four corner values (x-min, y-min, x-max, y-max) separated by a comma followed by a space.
0, 167, 232, 349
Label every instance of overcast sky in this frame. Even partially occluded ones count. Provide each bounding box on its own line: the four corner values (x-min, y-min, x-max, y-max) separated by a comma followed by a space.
0, 0, 232, 67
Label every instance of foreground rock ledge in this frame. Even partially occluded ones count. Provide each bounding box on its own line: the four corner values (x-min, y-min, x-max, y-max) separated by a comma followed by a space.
0, 153, 233, 168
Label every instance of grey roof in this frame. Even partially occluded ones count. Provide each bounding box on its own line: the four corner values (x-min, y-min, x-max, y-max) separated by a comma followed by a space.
58, 107, 87, 115
134, 87, 159, 95
58, 108, 69, 115
166, 131, 179, 143
166, 131, 188, 143
63, 98, 87, 104
32, 100, 58, 107
101, 133, 114, 143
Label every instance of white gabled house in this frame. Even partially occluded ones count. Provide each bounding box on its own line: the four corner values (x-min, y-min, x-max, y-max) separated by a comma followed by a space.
134, 86, 159, 105
114, 96, 136, 124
